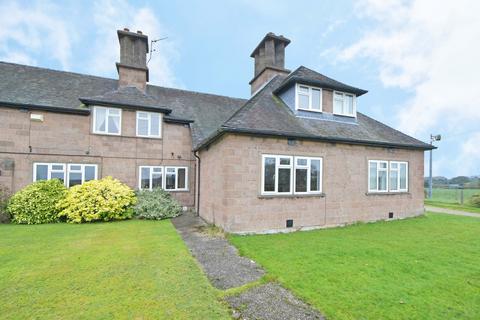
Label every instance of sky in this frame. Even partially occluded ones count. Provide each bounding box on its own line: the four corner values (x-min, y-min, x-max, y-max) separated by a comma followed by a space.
0, 0, 479, 178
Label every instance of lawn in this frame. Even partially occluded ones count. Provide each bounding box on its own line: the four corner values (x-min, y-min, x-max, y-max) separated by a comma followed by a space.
425, 199, 480, 213
0, 220, 230, 319
230, 214, 480, 320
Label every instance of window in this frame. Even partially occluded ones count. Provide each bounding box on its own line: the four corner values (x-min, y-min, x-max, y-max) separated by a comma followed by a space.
136, 111, 161, 138
296, 84, 322, 112
368, 160, 408, 193
333, 91, 356, 117
262, 155, 322, 195
93, 106, 121, 135
67, 164, 98, 187
138, 166, 188, 191
34, 163, 97, 187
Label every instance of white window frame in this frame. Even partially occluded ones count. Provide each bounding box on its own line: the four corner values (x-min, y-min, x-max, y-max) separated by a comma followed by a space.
368, 160, 408, 193
293, 157, 323, 195
138, 166, 188, 191
33, 163, 97, 187
390, 161, 408, 192
333, 91, 356, 117
67, 164, 98, 188
92, 106, 122, 135
136, 111, 162, 138
261, 155, 323, 195
295, 84, 323, 112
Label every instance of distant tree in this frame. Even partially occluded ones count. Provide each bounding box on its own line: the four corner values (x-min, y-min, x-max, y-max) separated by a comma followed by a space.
449, 176, 471, 185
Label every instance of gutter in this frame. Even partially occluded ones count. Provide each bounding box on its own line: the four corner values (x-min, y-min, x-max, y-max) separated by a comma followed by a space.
78, 98, 172, 114
194, 151, 201, 216
0, 101, 90, 115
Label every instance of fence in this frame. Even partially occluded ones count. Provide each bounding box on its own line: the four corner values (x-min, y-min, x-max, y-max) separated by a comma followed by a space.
425, 187, 480, 204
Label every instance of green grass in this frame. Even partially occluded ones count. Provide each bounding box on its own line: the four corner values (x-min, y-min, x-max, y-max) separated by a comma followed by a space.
426, 187, 479, 203
0, 220, 230, 320
230, 214, 480, 320
425, 199, 480, 213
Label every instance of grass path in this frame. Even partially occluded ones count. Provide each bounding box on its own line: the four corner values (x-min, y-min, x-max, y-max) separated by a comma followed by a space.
0, 220, 231, 319
230, 213, 480, 320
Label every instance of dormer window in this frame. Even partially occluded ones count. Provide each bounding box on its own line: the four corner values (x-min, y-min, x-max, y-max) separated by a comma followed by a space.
333, 91, 356, 117
295, 84, 322, 112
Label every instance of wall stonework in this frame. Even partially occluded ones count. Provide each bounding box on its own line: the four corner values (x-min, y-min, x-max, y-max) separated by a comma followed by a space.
199, 134, 425, 233
0, 106, 195, 207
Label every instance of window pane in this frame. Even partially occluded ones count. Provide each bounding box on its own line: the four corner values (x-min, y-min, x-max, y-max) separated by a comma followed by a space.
311, 89, 321, 110
95, 108, 106, 132
299, 86, 309, 93
297, 158, 307, 166
177, 168, 186, 189
141, 167, 150, 190
310, 160, 321, 191
279, 158, 290, 165
299, 94, 309, 109
36, 164, 48, 181
150, 114, 160, 136
69, 165, 81, 171
138, 118, 148, 135
108, 115, 120, 134
369, 162, 377, 191
378, 170, 387, 191
295, 168, 307, 192
152, 173, 162, 189
51, 171, 64, 183
334, 97, 343, 114
109, 108, 120, 116
278, 168, 291, 193
264, 157, 276, 192
52, 164, 64, 170
390, 169, 398, 191
346, 95, 354, 115
85, 166, 96, 181
138, 112, 148, 119
69, 172, 82, 187
166, 170, 176, 190
153, 167, 162, 173
400, 163, 407, 190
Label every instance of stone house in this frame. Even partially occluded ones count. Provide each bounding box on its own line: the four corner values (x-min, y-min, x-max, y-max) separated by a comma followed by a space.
0, 29, 432, 233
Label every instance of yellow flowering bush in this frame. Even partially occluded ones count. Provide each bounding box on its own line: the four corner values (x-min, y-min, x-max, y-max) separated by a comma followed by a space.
57, 177, 136, 223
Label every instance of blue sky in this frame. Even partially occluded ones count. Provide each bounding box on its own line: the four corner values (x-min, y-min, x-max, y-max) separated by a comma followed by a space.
1, 0, 479, 178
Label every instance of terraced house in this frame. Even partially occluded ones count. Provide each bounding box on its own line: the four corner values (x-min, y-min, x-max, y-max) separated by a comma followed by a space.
0, 29, 433, 233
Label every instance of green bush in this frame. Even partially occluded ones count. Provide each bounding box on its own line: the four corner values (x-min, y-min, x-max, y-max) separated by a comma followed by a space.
7, 179, 67, 224
58, 176, 136, 223
135, 188, 182, 220
0, 185, 11, 223
470, 194, 480, 207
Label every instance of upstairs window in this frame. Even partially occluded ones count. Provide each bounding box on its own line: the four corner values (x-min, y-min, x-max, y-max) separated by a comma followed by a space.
333, 91, 356, 117
136, 111, 162, 138
296, 84, 322, 112
93, 106, 121, 135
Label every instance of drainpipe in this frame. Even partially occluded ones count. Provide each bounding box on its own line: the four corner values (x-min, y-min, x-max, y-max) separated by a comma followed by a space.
194, 151, 201, 216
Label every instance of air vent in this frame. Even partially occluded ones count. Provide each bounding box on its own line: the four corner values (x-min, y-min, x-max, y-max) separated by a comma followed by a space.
389, 212, 394, 219
286, 219, 293, 228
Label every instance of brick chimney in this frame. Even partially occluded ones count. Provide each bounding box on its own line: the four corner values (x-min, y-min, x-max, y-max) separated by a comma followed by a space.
116, 28, 149, 91
249, 32, 291, 94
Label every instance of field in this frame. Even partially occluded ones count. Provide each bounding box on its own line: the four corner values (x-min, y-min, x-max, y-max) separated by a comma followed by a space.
0, 220, 230, 319
230, 213, 480, 320
425, 188, 480, 213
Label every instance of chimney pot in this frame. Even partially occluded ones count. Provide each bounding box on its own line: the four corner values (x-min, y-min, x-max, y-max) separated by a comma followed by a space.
124, 27, 130, 32
137, 30, 142, 34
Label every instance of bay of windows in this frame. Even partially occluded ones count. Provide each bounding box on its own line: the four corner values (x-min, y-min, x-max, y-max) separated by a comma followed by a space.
33, 163, 97, 187
139, 166, 188, 191
262, 155, 322, 195
296, 84, 322, 112
368, 160, 408, 193
333, 91, 356, 117
93, 106, 121, 135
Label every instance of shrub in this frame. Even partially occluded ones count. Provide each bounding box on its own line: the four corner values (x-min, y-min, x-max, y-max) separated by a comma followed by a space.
0, 185, 11, 223
135, 188, 182, 220
58, 176, 136, 223
7, 179, 67, 224
470, 194, 480, 207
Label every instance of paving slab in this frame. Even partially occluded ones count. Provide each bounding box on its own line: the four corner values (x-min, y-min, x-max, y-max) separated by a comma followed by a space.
226, 283, 324, 320
172, 213, 265, 290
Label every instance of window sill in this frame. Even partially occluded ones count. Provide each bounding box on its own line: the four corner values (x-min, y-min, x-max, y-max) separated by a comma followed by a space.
166, 189, 189, 193
258, 193, 325, 199
297, 108, 323, 113
136, 135, 162, 140
366, 192, 410, 196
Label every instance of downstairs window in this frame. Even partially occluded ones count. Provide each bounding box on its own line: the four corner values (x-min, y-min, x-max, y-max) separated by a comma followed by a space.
368, 160, 408, 193
139, 166, 188, 191
33, 163, 97, 187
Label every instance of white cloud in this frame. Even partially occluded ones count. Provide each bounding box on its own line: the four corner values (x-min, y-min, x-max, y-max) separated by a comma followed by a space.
337, 0, 480, 176
91, 0, 180, 87
0, 1, 72, 68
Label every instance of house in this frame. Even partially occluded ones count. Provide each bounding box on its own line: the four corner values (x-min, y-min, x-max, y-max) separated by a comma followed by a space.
0, 29, 433, 233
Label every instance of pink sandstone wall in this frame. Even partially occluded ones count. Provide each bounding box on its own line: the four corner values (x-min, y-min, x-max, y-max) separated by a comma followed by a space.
199, 133, 425, 233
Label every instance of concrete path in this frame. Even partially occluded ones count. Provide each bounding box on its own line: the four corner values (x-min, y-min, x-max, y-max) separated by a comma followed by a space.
172, 213, 324, 320
425, 206, 480, 218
